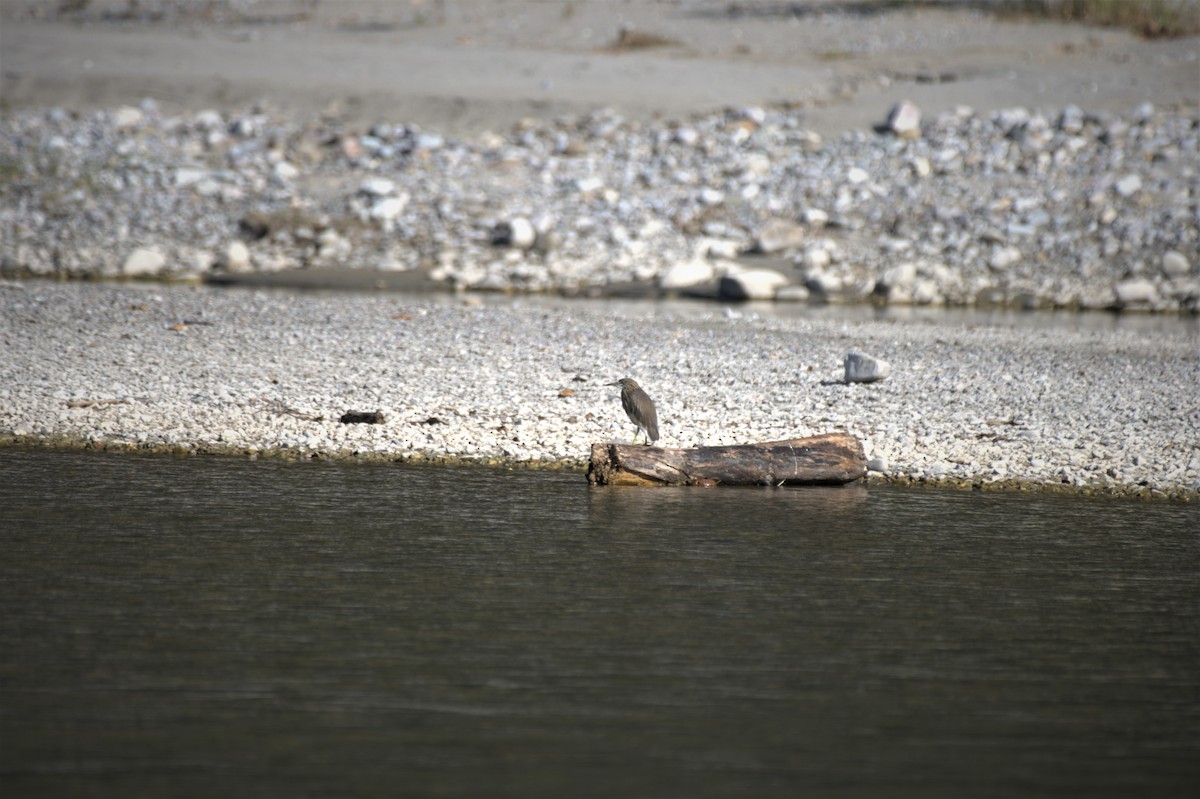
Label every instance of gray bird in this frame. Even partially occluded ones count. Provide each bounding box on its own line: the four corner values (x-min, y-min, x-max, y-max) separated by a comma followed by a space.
608, 377, 659, 445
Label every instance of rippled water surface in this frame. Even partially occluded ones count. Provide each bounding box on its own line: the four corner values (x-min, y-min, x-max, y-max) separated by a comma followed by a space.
1, 449, 1197, 798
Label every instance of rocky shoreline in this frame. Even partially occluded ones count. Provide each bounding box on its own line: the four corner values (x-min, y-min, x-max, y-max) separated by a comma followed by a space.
1, 281, 1196, 501
2, 99, 1197, 312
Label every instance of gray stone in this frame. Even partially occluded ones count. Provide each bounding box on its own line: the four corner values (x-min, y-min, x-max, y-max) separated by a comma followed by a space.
867, 456, 889, 473
718, 268, 789, 300
844, 352, 891, 383
1161, 250, 1190, 277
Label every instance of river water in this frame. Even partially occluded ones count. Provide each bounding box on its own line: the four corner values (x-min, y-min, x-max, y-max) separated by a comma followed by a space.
1, 448, 1196, 798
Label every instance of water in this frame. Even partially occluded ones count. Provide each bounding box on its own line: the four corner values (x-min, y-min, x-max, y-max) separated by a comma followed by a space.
1, 449, 1197, 798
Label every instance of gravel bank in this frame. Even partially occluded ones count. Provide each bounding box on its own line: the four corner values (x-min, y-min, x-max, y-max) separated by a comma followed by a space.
1, 281, 1196, 500
1, 99, 1197, 312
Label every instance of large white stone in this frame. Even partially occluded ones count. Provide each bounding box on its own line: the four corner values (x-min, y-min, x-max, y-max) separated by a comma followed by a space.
844, 352, 891, 383
122, 248, 165, 277
1113, 278, 1158, 305
659, 258, 715, 290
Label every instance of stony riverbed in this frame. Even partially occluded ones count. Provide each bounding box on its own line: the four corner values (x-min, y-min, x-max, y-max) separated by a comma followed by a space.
1, 281, 1196, 499
1, 98, 1197, 311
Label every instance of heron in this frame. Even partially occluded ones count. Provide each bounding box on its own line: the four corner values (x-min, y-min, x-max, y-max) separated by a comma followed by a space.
608, 377, 659, 445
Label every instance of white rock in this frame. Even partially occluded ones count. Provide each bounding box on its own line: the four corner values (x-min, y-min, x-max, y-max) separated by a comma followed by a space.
273, 161, 299, 181
802, 207, 829, 228
674, 126, 699, 146
370, 194, 410, 223
222, 240, 251, 272
122, 248, 165, 277
718, 268, 789, 300
660, 259, 715, 290
699, 188, 726, 206
909, 156, 932, 178
1113, 278, 1158, 305
801, 247, 831, 269
989, 246, 1022, 271
1161, 250, 1190, 277
741, 152, 771, 177
1114, 174, 1142, 198
113, 106, 143, 129
415, 133, 444, 150
847, 167, 870, 185
867, 456, 889, 473
360, 177, 396, 197
844, 352, 891, 383
575, 176, 604, 194
193, 109, 224, 130
174, 168, 208, 187
886, 100, 922, 138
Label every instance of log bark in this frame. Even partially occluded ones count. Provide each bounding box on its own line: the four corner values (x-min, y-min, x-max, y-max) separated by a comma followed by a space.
587, 433, 867, 487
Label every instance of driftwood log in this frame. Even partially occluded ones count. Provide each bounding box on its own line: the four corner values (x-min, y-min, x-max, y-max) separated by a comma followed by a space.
587, 433, 867, 487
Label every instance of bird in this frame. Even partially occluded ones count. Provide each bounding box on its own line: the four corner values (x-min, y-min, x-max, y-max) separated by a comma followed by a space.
608, 377, 659, 445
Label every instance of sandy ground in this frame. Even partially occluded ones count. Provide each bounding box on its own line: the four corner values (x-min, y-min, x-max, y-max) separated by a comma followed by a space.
2, 0, 1198, 139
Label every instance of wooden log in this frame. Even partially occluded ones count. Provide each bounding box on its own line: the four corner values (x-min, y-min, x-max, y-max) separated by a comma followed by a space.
587, 433, 867, 487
